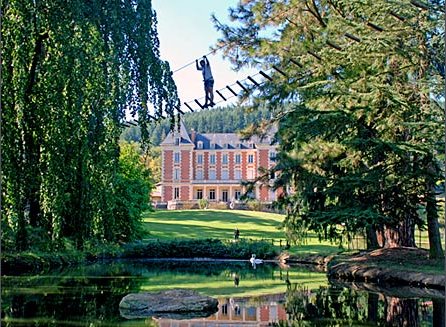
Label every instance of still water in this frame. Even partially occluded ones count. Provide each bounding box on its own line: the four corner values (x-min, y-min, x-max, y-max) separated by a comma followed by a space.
1, 259, 444, 326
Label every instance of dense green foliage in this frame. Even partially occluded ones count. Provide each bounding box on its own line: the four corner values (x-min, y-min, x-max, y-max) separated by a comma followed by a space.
121, 238, 278, 259
111, 142, 154, 242
215, 0, 444, 256
121, 105, 273, 145
1, 0, 177, 251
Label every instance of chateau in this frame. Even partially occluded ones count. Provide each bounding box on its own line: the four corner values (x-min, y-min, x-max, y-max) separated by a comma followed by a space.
160, 121, 279, 205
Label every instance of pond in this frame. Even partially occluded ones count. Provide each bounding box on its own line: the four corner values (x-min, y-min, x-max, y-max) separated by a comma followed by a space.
1, 259, 444, 326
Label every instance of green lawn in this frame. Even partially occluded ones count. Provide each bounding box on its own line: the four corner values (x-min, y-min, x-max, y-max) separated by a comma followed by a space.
142, 209, 342, 256
143, 209, 285, 241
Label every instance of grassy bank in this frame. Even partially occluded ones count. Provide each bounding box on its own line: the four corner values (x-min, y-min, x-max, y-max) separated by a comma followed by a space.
142, 209, 343, 257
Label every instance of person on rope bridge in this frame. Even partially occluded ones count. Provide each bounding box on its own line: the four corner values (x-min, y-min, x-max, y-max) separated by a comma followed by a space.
196, 56, 215, 108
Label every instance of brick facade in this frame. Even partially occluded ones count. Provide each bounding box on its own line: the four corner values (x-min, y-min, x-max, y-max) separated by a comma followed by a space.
160, 121, 279, 204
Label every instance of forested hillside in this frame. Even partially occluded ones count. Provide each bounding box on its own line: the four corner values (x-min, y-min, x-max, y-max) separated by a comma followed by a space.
121, 105, 271, 145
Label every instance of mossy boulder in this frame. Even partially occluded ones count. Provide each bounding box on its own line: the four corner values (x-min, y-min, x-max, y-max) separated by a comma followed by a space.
119, 289, 218, 319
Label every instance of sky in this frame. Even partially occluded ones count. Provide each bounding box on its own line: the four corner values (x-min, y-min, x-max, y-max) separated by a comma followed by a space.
152, 0, 257, 110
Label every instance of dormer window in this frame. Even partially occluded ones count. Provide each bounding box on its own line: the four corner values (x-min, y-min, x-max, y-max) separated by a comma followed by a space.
210, 142, 215, 149
174, 137, 180, 146
197, 141, 203, 149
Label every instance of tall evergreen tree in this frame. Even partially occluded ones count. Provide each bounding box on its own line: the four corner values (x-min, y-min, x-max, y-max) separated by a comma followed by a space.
214, 0, 444, 255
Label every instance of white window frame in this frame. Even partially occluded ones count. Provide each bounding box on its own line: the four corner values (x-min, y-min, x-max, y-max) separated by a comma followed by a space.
209, 154, 216, 165
209, 169, 216, 180
174, 152, 181, 164
174, 168, 181, 180
234, 169, 242, 180
221, 169, 229, 180
196, 169, 203, 180
222, 154, 228, 165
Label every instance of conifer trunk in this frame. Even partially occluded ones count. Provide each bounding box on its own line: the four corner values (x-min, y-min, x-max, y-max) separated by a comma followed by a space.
383, 215, 416, 248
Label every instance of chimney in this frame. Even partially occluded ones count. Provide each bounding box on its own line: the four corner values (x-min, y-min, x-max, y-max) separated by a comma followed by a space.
190, 128, 196, 144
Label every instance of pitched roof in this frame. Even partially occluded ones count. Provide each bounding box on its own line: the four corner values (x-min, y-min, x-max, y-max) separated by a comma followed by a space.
160, 120, 193, 145
160, 120, 277, 149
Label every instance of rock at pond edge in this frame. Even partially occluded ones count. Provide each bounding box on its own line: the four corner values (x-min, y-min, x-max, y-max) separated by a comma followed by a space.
119, 289, 219, 320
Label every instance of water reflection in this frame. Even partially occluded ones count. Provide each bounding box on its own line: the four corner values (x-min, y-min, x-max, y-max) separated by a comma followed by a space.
1, 260, 444, 326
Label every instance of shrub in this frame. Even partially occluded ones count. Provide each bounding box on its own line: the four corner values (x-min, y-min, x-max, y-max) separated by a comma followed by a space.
121, 238, 278, 259
198, 198, 209, 209
247, 199, 262, 211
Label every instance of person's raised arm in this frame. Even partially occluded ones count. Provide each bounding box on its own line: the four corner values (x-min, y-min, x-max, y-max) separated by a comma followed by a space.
196, 59, 201, 71
203, 56, 210, 66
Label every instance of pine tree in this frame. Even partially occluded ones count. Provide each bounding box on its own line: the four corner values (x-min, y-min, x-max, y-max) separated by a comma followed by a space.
214, 0, 444, 254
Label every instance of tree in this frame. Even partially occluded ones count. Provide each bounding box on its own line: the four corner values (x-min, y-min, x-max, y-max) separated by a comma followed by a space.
112, 142, 153, 242
2, 0, 178, 250
214, 0, 444, 254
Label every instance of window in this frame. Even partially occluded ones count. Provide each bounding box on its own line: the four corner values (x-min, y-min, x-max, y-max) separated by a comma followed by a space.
270, 189, 276, 201
196, 189, 203, 199
174, 168, 180, 180
174, 137, 180, 146
234, 190, 241, 200
197, 141, 203, 149
209, 189, 216, 200
174, 187, 179, 199
210, 142, 215, 149
270, 151, 277, 161
234, 169, 242, 180
196, 169, 203, 180
222, 154, 228, 165
248, 154, 254, 163
209, 154, 216, 165
197, 154, 203, 164
235, 154, 241, 164
270, 171, 276, 179
221, 170, 229, 180
174, 152, 180, 163
222, 190, 229, 202
209, 169, 216, 180
221, 304, 228, 315
247, 168, 254, 180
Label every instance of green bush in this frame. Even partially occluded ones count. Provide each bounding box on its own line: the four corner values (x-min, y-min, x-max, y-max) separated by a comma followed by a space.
198, 198, 209, 209
247, 199, 262, 211
111, 142, 153, 242
121, 238, 278, 259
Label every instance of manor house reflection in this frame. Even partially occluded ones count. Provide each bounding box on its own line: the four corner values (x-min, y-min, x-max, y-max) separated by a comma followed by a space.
156, 295, 286, 327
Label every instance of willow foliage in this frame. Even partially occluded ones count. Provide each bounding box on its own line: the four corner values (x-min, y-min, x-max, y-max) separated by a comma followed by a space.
1, 0, 178, 250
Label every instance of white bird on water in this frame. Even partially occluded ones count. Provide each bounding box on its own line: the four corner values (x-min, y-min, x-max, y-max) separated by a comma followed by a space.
249, 254, 263, 264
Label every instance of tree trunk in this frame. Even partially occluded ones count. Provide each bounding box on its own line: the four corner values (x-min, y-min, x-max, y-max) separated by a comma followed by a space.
23, 30, 48, 228
425, 160, 444, 259
432, 298, 445, 327
386, 297, 419, 327
383, 215, 416, 248
367, 292, 379, 323
366, 225, 379, 250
